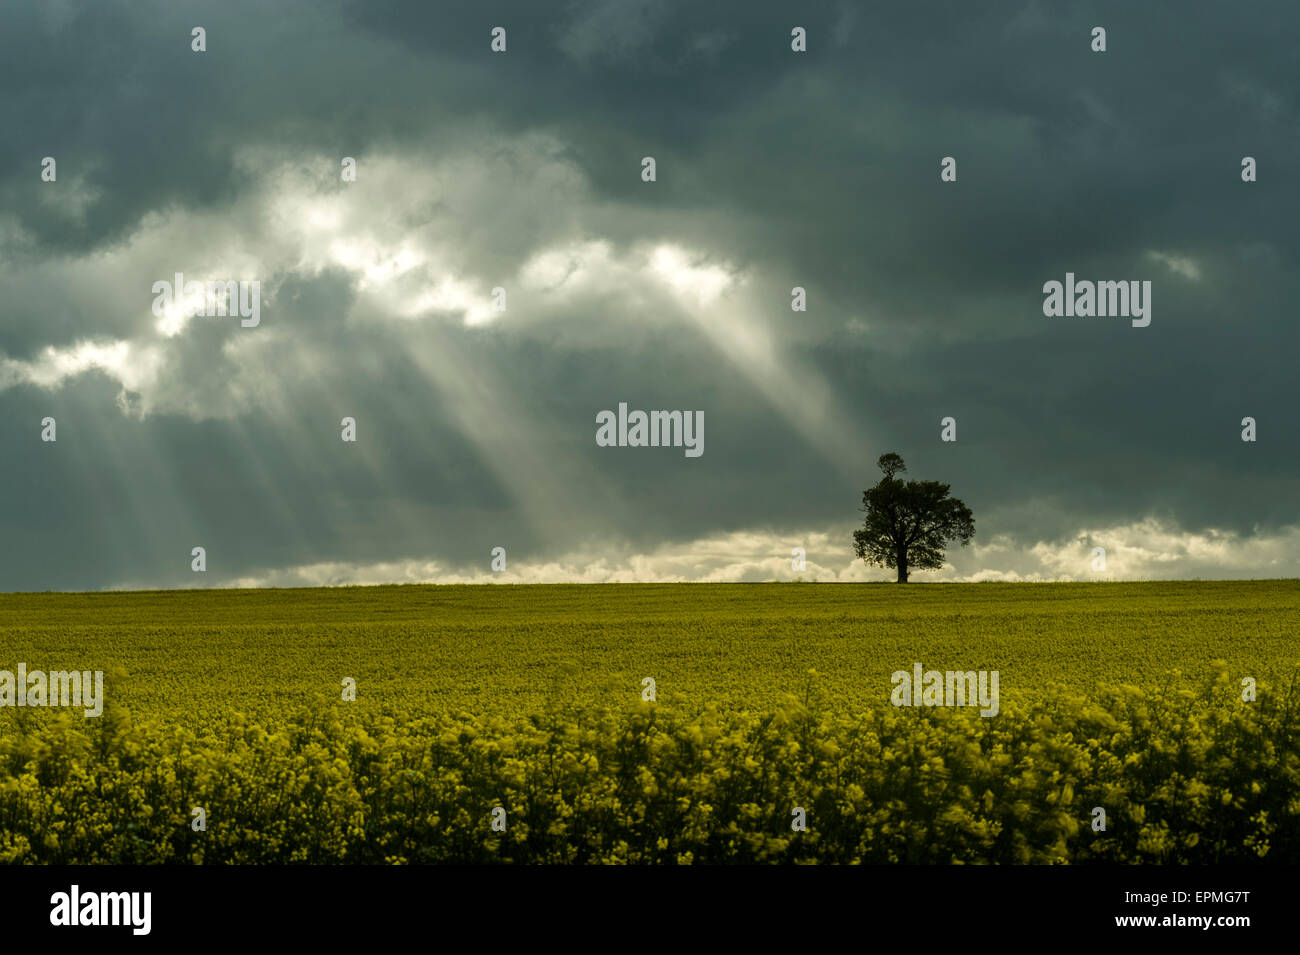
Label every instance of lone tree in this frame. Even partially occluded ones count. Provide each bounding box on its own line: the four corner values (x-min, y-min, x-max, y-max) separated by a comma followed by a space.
853, 452, 974, 583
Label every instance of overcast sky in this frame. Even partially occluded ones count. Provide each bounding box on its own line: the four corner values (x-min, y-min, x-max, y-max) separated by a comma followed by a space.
1, 0, 1297, 590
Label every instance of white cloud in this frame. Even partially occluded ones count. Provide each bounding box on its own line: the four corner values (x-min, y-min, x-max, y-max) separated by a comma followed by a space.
649, 244, 738, 306
0, 339, 163, 413
1146, 250, 1202, 281
135, 517, 1300, 589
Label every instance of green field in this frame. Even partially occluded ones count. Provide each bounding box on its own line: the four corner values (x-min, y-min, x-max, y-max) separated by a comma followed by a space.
3, 581, 1299, 864
2, 581, 1297, 727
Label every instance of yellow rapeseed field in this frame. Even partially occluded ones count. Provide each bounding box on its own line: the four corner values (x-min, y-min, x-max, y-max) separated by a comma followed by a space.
1, 581, 1297, 863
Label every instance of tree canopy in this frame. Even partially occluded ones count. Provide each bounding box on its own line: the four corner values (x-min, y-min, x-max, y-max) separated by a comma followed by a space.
853, 453, 974, 582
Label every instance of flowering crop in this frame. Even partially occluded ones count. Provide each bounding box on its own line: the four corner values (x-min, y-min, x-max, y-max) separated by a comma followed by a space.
1, 667, 1295, 864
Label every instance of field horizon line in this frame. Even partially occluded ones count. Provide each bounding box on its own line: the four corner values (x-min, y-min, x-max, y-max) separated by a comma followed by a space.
2, 577, 1297, 597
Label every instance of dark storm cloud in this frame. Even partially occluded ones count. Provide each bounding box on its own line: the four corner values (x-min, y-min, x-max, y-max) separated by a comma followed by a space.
0, 0, 1296, 588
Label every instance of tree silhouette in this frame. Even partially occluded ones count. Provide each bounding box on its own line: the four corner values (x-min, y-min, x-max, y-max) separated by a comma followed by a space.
853, 452, 974, 583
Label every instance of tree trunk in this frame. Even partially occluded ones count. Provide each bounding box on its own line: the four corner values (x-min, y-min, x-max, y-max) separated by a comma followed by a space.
896, 550, 909, 583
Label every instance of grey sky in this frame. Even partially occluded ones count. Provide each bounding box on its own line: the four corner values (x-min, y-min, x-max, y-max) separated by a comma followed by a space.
1, 0, 1296, 589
